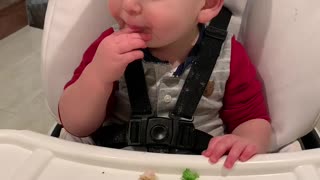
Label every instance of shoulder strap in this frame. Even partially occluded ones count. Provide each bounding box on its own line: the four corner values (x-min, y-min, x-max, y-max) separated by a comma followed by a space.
171, 7, 232, 118
124, 60, 153, 116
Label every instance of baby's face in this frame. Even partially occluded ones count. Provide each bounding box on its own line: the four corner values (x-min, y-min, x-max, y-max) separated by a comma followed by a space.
108, 0, 204, 48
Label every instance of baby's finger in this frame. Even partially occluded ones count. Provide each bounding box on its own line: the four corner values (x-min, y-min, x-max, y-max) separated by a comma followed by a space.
121, 33, 152, 42
224, 142, 246, 169
122, 50, 144, 64
117, 38, 147, 54
202, 137, 222, 157
209, 136, 236, 163
239, 144, 257, 162
113, 27, 135, 35
135, 33, 152, 41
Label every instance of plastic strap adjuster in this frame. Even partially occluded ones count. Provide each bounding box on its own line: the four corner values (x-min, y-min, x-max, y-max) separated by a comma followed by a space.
205, 26, 228, 41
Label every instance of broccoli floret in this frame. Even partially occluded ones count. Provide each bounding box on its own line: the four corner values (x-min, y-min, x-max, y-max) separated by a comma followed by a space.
182, 168, 199, 180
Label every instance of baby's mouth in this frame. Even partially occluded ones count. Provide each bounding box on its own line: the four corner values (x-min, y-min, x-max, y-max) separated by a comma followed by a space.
125, 24, 148, 33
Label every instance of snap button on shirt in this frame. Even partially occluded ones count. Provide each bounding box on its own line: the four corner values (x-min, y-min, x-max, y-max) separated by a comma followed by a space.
163, 95, 172, 103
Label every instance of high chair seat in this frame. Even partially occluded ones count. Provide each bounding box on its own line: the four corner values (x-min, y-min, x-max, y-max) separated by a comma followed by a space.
42, 0, 320, 152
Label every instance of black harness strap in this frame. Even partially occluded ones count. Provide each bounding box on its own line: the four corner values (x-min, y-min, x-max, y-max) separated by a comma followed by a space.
92, 124, 128, 149
92, 7, 232, 154
209, 6, 232, 30
124, 60, 153, 116
172, 7, 232, 119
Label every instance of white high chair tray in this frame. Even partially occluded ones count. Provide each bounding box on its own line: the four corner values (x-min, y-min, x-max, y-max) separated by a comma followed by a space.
1, 130, 320, 180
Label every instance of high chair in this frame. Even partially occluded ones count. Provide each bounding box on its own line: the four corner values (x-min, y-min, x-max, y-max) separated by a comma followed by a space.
42, 0, 320, 151
1, 0, 319, 179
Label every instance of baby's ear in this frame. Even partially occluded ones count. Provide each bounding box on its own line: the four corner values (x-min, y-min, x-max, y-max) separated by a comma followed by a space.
198, 0, 224, 24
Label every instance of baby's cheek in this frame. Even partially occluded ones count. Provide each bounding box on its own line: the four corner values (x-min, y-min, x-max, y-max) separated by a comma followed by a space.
108, 1, 121, 18
146, 14, 182, 46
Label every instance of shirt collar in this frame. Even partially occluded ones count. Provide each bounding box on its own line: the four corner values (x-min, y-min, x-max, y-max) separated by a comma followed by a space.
143, 24, 205, 76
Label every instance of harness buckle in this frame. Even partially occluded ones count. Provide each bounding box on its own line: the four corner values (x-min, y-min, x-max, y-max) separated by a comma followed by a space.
128, 113, 196, 151
169, 113, 195, 149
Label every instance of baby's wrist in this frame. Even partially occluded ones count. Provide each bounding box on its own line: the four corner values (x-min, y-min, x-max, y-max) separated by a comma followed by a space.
81, 63, 114, 92
240, 135, 268, 153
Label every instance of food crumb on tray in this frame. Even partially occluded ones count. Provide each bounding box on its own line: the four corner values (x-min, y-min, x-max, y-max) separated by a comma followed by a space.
139, 168, 199, 180
139, 170, 157, 180
182, 168, 199, 180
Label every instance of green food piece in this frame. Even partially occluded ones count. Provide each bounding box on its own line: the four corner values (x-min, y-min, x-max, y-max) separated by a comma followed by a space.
182, 168, 199, 180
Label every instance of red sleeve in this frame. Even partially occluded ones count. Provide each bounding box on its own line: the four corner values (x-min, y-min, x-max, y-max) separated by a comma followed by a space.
220, 36, 271, 133
59, 28, 117, 125
64, 28, 114, 89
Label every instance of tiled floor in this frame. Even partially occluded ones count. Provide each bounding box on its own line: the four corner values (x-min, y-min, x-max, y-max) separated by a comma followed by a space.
0, 26, 56, 134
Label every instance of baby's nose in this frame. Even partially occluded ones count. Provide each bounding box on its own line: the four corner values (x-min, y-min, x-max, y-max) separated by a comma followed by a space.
123, 0, 142, 15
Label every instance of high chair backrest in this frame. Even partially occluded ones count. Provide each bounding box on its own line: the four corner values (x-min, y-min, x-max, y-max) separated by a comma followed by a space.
239, 0, 320, 151
42, 0, 320, 151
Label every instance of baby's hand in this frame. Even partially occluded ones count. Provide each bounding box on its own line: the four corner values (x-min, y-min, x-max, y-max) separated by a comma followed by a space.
90, 28, 151, 84
202, 134, 258, 169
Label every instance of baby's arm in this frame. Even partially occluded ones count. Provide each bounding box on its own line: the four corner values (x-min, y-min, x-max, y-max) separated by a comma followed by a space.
203, 37, 271, 168
59, 28, 151, 137
231, 119, 271, 157
58, 63, 114, 137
